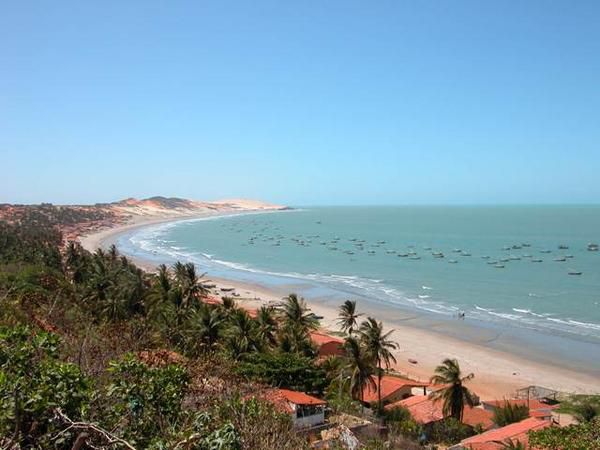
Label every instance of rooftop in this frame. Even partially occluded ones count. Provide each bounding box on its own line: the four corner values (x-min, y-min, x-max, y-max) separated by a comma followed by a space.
387, 395, 494, 430
361, 375, 428, 403
256, 388, 326, 414
309, 331, 344, 346
460, 417, 550, 449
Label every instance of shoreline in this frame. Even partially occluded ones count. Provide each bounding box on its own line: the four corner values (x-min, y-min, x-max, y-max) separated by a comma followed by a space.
78, 214, 600, 399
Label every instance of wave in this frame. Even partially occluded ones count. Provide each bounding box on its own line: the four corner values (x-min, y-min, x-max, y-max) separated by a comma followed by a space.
121, 221, 600, 341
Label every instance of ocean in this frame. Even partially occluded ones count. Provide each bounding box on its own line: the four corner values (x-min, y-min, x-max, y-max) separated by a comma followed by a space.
117, 206, 600, 368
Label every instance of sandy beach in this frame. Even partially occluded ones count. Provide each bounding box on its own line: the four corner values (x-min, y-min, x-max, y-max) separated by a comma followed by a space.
79, 213, 600, 400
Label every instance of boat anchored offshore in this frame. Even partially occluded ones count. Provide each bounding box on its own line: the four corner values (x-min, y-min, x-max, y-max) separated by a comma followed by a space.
568, 269, 583, 275
588, 243, 599, 251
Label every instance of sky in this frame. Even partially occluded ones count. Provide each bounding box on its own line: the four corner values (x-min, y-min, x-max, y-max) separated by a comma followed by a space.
1, 1, 599, 206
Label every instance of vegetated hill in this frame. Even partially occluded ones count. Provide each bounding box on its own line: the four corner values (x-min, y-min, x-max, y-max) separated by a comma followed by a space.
0, 197, 287, 247
0, 210, 312, 449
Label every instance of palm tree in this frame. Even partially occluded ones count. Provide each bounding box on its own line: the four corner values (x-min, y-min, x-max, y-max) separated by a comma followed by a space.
220, 296, 238, 315
226, 309, 260, 358
281, 293, 319, 333
171, 262, 209, 309
343, 337, 376, 407
429, 358, 476, 421
359, 317, 398, 413
256, 305, 278, 347
192, 305, 225, 352
337, 300, 362, 335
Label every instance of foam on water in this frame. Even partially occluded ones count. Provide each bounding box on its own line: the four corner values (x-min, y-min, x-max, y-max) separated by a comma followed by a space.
119, 206, 600, 343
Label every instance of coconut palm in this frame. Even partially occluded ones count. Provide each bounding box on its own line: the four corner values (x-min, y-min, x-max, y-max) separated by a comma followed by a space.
359, 317, 398, 412
429, 358, 476, 421
281, 293, 319, 333
192, 305, 225, 352
149, 264, 172, 311
337, 300, 362, 335
221, 296, 238, 315
171, 262, 209, 309
343, 336, 376, 406
226, 309, 260, 358
256, 305, 278, 347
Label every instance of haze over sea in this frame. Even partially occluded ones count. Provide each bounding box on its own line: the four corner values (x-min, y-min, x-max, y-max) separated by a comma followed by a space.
119, 205, 600, 368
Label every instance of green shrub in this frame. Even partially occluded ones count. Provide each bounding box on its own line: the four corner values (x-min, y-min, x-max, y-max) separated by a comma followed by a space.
235, 351, 327, 394
0, 326, 90, 447
104, 354, 189, 447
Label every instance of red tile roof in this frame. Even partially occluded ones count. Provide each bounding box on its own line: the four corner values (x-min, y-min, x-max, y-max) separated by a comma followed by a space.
361, 376, 428, 403
460, 417, 550, 449
386, 396, 494, 430
279, 389, 327, 406
310, 331, 344, 346
256, 389, 326, 414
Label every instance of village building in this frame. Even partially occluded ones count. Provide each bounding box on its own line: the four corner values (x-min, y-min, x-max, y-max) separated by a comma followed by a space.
360, 375, 428, 405
309, 331, 345, 358
386, 395, 495, 431
260, 388, 328, 429
452, 417, 551, 450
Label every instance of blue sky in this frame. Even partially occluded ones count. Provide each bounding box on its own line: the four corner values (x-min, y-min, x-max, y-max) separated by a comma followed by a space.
1, 1, 599, 205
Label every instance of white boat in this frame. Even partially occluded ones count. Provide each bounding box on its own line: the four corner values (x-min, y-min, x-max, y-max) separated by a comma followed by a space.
568, 270, 582, 275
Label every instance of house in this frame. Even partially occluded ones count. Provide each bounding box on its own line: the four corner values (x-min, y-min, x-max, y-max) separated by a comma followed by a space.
386, 395, 495, 431
481, 399, 559, 421
360, 375, 428, 405
454, 417, 551, 450
310, 332, 345, 358
259, 388, 327, 429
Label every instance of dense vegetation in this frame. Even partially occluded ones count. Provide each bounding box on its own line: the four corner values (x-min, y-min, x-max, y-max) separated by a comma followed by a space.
1, 206, 597, 449
0, 210, 312, 449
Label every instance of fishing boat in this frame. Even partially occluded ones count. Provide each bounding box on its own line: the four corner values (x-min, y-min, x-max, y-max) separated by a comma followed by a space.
532, 259, 543, 262
588, 243, 599, 251
568, 270, 583, 275
558, 244, 569, 250
448, 259, 458, 264
540, 250, 552, 254
554, 257, 566, 262
494, 264, 505, 268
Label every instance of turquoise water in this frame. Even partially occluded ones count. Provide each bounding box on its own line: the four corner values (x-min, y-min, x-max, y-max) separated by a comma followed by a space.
121, 206, 600, 345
